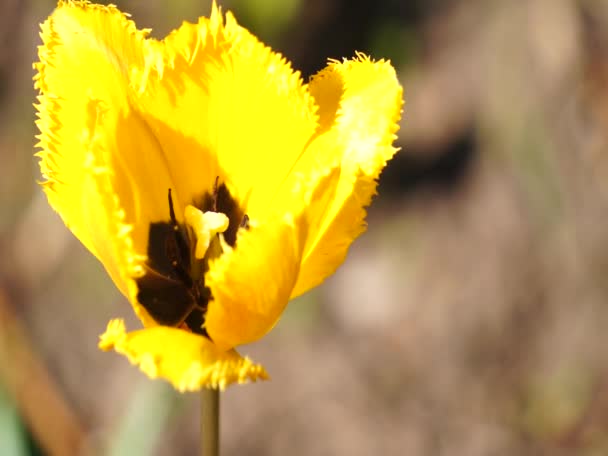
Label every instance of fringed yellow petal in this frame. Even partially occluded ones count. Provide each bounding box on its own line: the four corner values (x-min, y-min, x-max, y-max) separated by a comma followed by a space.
205, 213, 306, 351
321, 54, 403, 173
291, 54, 403, 298
34, 1, 189, 327
131, 4, 318, 214
204, 166, 343, 350
99, 319, 268, 391
205, 168, 338, 349
34, 1, 147, 297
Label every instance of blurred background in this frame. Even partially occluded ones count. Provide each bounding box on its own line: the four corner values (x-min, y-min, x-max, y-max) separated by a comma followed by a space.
1, 0, 608, 454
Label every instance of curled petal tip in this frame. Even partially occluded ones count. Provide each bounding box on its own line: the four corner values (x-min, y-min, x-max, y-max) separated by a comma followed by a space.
99, 320, 268, 391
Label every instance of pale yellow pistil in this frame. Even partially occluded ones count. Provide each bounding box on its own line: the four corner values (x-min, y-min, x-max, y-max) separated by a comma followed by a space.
184, 205, 230, 261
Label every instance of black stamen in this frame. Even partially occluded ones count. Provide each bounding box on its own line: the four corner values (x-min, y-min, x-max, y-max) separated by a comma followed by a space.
212, 176, 219, 212
165, 243, 192, 288
168, 188, 178, 226
240, 214, 250, 229
166, 189, 191, 284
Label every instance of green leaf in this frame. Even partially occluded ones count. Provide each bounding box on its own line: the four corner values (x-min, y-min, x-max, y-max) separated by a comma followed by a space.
0, 382, 27, 456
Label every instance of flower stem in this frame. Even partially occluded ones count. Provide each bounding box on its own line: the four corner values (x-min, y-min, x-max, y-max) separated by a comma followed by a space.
201, 388, 220, 456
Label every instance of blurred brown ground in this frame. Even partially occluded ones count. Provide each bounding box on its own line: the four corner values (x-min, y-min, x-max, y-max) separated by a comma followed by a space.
2, 0, 608, 455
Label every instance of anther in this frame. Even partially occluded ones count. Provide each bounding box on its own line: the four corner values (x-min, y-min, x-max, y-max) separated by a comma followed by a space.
212, 176, 220, 212
168, 188, 178, 228
165, 188, 193, 288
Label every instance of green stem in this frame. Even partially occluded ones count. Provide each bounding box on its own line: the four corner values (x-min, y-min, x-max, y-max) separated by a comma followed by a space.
201, 388, 220, 456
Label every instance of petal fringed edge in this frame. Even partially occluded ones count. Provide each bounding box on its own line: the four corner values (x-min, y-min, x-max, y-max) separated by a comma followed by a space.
291, 54, 403, 298
34, 1, 186, 328
33, 1, 151, 298
99, 319, 268, 391
132, 3, 318, 215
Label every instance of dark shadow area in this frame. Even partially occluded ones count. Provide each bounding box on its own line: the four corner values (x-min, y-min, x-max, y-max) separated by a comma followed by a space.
379, 128, 476, 197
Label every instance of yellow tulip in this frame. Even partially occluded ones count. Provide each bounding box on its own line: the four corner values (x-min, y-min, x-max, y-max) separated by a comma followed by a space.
34, 0, 403, 391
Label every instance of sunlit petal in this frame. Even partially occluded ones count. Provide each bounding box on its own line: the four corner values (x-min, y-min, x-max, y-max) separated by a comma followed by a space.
132, 4, 318, 215
99, 319, 268, 391
34, 3, 168, 325
291, 55, 403, 297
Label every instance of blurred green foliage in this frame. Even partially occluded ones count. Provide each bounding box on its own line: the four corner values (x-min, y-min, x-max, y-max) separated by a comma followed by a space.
0, 382, 27, 456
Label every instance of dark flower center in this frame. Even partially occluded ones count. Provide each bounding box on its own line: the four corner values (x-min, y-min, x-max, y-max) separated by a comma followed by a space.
136, 180, 247, 336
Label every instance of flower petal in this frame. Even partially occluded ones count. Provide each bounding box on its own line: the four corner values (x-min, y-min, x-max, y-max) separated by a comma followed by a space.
35, 2, 134, 291
290, 54, 403, 298
99, 319, 268, 391
204, 166, 342, 350
204, 212, 306, 351
131, 4, 318, 215
34, 1, 185, 325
